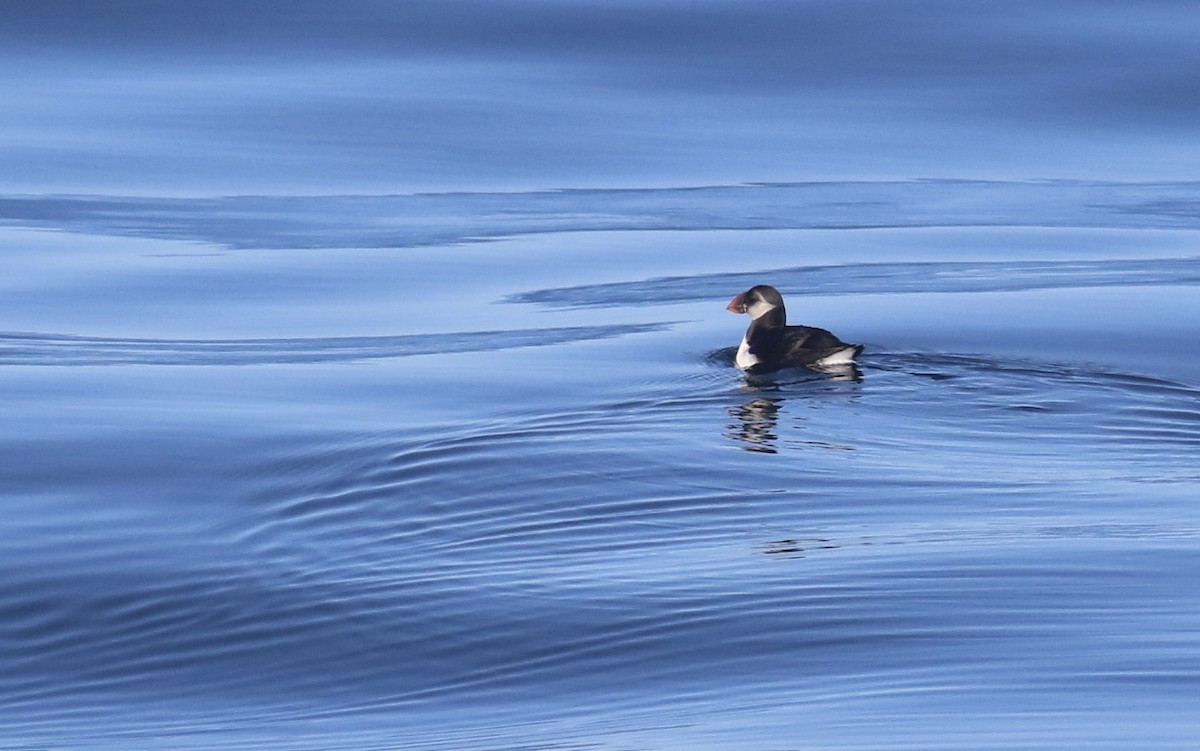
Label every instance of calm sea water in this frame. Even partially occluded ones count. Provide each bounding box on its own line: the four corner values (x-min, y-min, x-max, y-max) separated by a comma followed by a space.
3, 3, 1200, 750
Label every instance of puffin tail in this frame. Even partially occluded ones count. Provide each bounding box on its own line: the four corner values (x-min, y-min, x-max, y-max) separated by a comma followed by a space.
813, 344, 863, 367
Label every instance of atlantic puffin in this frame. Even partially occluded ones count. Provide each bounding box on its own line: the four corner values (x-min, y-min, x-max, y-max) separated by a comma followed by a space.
727, 284, 863, 372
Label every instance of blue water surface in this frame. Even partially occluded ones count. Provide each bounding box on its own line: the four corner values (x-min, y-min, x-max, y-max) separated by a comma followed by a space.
2, 2, 1199, 750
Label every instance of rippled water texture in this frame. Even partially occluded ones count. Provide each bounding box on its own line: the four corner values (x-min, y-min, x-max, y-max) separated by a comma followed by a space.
3, 2, 1200, 750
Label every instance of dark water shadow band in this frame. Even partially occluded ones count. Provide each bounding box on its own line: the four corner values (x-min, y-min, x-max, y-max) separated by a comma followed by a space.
0, 323, 674, 367
510, 257, 1200, 308
2, 180, 1199, 249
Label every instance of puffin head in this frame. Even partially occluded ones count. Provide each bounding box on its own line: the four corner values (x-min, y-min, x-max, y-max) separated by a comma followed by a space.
726, 284, 785, 320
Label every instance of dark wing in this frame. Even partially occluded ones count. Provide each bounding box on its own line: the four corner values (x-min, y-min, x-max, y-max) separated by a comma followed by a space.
779, 325, 855, 364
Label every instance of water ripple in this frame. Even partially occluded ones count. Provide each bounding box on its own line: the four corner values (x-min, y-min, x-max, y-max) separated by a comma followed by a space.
0, 323, 673, 366
4, 339, 1199, 747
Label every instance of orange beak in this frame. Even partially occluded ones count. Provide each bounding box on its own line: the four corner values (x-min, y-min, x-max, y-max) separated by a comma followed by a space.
726, 293, 745, 313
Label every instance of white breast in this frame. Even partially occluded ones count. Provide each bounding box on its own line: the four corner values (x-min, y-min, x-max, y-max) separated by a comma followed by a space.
735, 336, 758, 369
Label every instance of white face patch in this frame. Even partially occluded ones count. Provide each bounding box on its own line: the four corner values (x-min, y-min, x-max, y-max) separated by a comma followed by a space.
743, 297, 777, 320
735, 336, 759, 369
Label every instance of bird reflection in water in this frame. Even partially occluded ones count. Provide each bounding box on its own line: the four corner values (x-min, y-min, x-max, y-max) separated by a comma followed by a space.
725, 396, 783, 453
761, 537, 841, 558
724, 365, 864, 454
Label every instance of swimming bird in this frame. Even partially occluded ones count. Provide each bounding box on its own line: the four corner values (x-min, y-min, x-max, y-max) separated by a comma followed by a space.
726, 284, 863, 372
